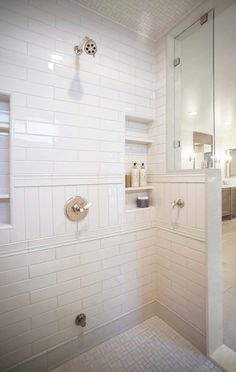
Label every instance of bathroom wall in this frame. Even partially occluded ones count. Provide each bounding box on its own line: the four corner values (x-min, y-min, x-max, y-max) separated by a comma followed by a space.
0, 0, 225, 370
0, 0, 157, 370
149, 36, 211, 351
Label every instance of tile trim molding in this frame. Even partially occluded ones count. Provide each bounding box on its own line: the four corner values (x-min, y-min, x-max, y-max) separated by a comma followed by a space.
14, 175, 123, 187
9, 300, 207, 372
0, 218, 205, 257
0, 223, 156, 257
156, 222, 206, 242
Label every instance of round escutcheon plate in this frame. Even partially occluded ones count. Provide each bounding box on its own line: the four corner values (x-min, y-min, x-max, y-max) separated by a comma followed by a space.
64, 196, 89, 222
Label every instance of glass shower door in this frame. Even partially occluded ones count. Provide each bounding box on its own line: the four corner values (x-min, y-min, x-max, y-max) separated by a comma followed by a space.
173, 10, 214, 170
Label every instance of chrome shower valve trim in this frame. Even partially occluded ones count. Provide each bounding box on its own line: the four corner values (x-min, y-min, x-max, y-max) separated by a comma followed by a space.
171, 199, 185, 208
64, 196, 92, 221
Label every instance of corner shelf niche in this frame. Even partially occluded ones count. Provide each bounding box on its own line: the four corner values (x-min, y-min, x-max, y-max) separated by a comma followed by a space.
0, 93, 11, 229
125, 114, 154, 211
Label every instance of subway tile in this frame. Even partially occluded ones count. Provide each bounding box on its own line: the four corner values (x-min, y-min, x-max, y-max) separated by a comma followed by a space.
58, 282, 101, 306
30, 277, 81, 304
0, 345, 31, 371
0, 21, 54, 49
30, 255, 80, 278
0, 267, 28, 286
57, 261, 102, 283
0, 273, 56, 300
81, 266, 120, 287
0, 319, 31, 342
0, 298, 57, 328
0, 6, 28, 28
102, 252, 136, 270
0, 76, 53, 97
0, 249, 55, 272
0, 321, 58, 356
0, 61, 27, 80
0, 33, 27, 54
56, 240, 100, 259
31, 327, 78, 355
0, 293, 30, 314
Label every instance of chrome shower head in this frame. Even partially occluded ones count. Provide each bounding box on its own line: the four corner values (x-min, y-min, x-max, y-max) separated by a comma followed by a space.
84, 38, 97, 56
74, 37, 97, 57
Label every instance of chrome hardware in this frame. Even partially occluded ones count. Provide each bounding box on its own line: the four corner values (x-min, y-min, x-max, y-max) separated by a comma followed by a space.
64, 196, 92, 222
171, 199, 185, 208
200, 13, 208, 25
72, 202, 92, 214
174, 57, 180, 67
74, 36, 97, 57
173, 140, 181, 148
75, 313, 86, 327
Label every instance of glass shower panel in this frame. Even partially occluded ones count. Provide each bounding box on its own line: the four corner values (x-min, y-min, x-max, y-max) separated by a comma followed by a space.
174, 10, 214, 170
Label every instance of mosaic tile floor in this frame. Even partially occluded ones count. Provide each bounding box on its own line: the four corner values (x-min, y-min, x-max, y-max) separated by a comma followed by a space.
52, 316, 221, 372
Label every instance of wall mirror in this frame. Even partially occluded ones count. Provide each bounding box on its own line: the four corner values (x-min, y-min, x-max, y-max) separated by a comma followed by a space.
225, 149, 236, 177
193, 132, 213, 169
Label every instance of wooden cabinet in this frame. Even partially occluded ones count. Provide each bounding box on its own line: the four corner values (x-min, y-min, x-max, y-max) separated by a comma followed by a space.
231, 187, 236, 216
222, 187, 236, 219
222, 188, 231, 218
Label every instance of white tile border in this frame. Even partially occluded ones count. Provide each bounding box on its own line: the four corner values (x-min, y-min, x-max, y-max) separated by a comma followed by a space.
14, 175, 123, 188
0, 224, 156, 257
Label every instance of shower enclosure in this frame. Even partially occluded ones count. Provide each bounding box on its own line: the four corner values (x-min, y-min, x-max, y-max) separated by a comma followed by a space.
169, 9, 214, 171
168, 2, 236, 369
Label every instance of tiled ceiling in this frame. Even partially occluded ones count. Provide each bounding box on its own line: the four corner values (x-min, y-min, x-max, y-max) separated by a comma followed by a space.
75, 0, 205, 40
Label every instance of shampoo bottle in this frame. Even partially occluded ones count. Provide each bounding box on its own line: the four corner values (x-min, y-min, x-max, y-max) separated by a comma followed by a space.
140, 163, 147, 187
131, 162, 139, 187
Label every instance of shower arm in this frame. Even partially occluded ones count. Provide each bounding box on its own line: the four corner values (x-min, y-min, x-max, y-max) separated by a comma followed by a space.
74, 36, 90, 54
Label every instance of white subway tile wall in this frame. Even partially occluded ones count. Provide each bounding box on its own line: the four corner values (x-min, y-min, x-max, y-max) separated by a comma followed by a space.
154, 229, 206, 332
0, 0, 157, 369
151, 37, 208, 339
0, 1, 210, 371
0, 229, 156, 370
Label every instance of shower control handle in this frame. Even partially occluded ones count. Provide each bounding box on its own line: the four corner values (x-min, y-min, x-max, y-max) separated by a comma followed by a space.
72, 202, 92, 213
171, 199, 185, 208
64, 196, 91, 222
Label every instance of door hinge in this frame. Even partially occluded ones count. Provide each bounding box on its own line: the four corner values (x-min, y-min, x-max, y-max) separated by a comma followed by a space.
173, 140, 181, 149
173, 57, 180, 67
200, 13, 208, 25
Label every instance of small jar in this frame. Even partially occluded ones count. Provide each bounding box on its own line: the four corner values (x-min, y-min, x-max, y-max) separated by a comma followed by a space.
136, 196, 149, 208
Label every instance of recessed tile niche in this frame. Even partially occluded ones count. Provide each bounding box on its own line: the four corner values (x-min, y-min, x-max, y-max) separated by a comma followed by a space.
0, 93, 11, 228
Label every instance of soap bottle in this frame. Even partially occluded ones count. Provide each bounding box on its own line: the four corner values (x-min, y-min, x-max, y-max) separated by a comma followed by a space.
140, 163, 147, 187
131, 162, 139, 187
